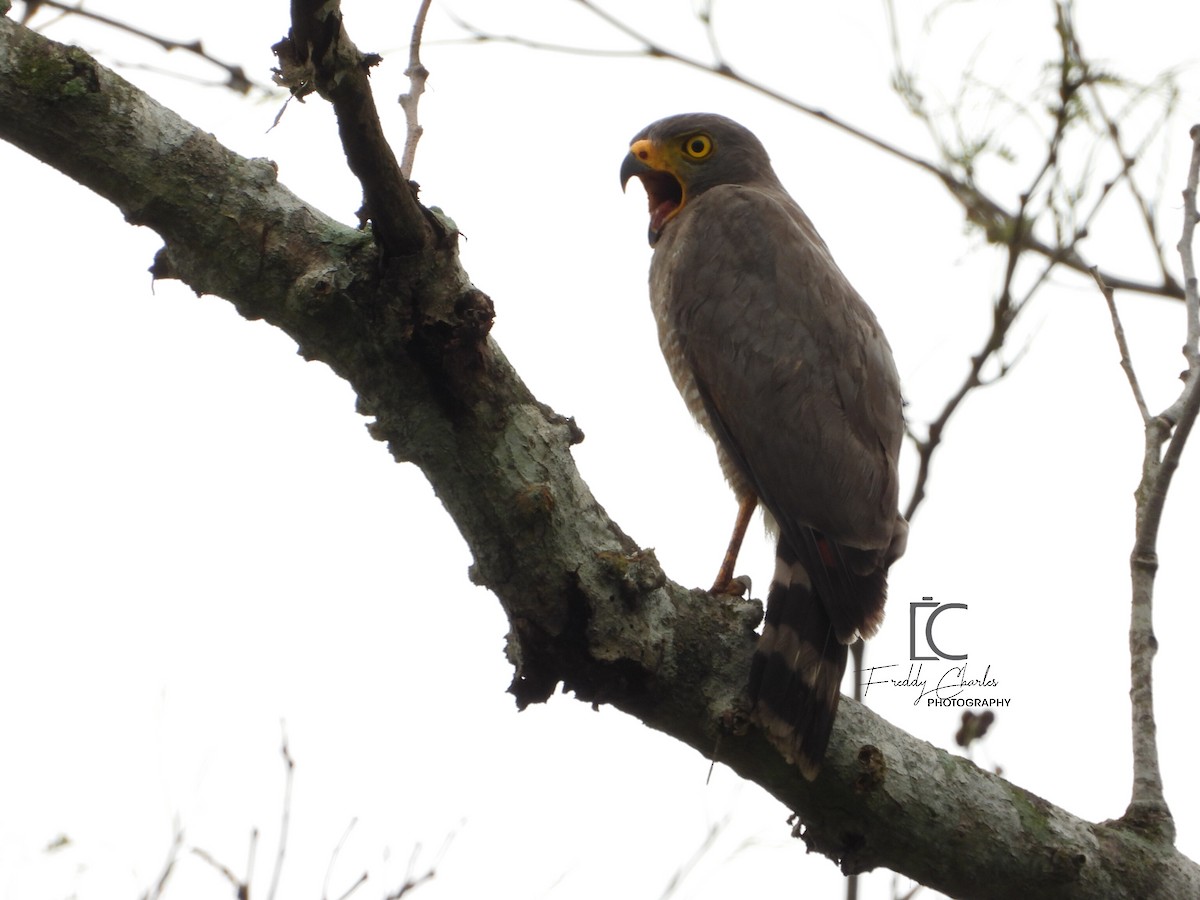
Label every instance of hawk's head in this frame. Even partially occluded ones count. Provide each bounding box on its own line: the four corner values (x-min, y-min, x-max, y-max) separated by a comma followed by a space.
620, 113, 777, 245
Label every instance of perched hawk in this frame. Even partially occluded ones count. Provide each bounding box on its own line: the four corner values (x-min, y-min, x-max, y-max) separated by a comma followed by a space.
620, 113, 907, 779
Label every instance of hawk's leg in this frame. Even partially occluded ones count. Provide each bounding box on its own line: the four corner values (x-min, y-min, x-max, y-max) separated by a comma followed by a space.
711, 495, 757, 595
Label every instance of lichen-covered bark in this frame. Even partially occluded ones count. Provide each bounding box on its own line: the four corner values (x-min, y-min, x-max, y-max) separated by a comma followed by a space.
1, 14, 1197, 898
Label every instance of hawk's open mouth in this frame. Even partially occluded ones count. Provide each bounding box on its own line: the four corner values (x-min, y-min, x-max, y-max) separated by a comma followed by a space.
638, 170, 684, 234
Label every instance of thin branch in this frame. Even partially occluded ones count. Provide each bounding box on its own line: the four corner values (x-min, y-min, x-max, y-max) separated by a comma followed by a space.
322, 818, 362, 900
398, 0, 433, 180
456, 1, 1185, 300
657, 814, 731, 900
694, 0, 729, 76
141, 828, 184, 900
267, 728, 296, 900
190, 825, 256, 898
440, 12, 645, 58
1070, 19, 1178, 291
902, 47, 1082, 522
385, 828, 459, 900
901, 303, 1010, 523
245, 828, 259, 897
104, 58, 265, 95
903, 234, 1077, 523
383, 843, 438, 899
192, 846, 248, 898
1175, 126, 1200, 370
1136, 123, 1200, 595
335, 873, 370, 900
21, 0, 264, 93
1090, 267, 1151, 422
571, 0, 943, 175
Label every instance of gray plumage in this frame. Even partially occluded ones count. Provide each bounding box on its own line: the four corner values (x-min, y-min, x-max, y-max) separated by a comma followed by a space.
622, 113, 906, 777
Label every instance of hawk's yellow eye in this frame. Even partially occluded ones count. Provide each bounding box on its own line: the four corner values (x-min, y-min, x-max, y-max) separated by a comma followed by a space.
683, 134, 713, 159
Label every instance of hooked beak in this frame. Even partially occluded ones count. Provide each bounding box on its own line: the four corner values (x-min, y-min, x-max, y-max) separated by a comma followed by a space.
621, 139, 683, 246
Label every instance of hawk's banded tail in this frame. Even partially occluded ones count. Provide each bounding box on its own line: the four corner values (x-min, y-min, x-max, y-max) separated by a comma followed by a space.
748, 533, 887, 780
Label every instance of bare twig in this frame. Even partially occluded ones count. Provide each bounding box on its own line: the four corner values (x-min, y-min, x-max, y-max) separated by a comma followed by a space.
1069, 18, 1179, 292
382, 827, 459, 900
384, 844, 437, 899
398, 0, 433, 180
267, 728, 296, 900
441, 11, 644, 58
694, 0, 729, 76
190, 825, 256, 897
142, 828, 184, 900
192, 845, 248, 898
657, 814, 731, 900
245, 828, 259, 896
1090, 268, 1151, 422
20, 0, 265, 93
335, 873, 370, 900
480, 0, 942, 175
902, 37, 1084, 522
901, 263, 1020, 522
1169, 125, 1200, 404
322, 818, 362, 900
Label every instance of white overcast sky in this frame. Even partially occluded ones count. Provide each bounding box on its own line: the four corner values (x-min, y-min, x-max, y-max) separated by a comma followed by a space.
2, 2, 1200, 898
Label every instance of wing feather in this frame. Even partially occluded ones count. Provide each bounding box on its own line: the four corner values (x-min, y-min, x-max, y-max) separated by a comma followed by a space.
651, 183, 905, 638
654, 184, 903, 550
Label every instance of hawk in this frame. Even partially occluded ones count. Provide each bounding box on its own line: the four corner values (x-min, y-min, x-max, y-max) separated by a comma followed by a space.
620, 113, 907, 779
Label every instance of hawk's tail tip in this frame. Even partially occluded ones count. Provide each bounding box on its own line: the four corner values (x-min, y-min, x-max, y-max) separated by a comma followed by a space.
751, 708, 826, 781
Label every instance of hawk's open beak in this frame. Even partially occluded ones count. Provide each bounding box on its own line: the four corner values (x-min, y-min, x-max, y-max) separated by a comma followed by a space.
620, 141, 684, 246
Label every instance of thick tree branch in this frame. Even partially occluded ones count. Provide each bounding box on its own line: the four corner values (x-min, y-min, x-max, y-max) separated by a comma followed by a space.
2, 15, 1199, 898
272, 0, 430, 257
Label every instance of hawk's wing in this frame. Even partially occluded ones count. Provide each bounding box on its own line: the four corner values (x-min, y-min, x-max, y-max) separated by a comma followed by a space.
653, 183, 905, 638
